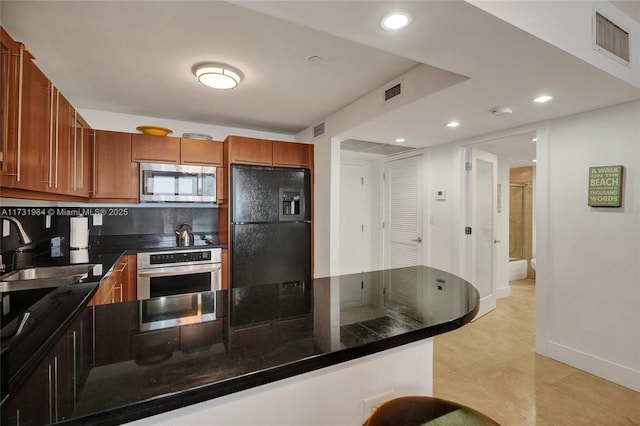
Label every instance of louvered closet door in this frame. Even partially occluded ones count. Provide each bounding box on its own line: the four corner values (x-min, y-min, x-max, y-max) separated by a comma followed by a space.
383, 155, 423, 310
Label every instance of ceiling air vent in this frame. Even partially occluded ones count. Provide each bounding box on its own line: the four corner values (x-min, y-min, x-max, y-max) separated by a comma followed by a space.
594, 11, 630, 65
384, 82, 402, 102
341, 139, 416, 157
313, 122, 325, 138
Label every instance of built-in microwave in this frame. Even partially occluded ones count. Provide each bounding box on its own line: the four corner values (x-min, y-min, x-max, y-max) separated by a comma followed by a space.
140, 163, 216, 203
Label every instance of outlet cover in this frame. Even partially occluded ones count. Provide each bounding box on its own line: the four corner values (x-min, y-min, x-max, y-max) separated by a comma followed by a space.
362, 389, 395, 422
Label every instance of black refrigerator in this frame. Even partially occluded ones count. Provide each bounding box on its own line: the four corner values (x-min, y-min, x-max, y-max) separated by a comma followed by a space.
230, 164, 312, 326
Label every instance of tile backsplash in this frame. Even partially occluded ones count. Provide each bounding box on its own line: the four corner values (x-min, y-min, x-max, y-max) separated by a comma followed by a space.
0, 204, 219, 256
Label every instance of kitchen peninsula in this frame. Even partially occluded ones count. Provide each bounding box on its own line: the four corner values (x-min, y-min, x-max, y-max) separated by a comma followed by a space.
1, 256, 479, 426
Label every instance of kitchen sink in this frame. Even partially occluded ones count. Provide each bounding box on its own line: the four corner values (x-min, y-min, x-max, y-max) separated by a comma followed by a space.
0, 264, 97, 292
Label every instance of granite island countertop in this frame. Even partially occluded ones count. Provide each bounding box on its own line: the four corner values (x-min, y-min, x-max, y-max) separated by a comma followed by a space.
1, 265, 479, 426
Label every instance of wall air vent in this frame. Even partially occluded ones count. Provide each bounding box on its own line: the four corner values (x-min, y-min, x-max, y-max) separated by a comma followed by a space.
313, 122, 325, 138
593, 11, 630, 66
341, 139, 416, 157
384, 82, 402, 102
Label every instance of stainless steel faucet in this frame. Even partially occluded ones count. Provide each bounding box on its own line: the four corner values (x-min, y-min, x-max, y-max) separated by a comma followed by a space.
0, 216, 32, 245
0, 216, 33, 273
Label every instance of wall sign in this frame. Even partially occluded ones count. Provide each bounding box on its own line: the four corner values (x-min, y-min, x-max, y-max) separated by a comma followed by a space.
588, 165, 623, 207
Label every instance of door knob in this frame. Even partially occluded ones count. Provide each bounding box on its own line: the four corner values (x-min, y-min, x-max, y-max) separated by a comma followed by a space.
494, 239, 501, 244
412, 237, 422, 243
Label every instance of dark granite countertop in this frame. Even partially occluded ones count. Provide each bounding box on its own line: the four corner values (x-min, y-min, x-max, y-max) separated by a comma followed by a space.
1, 264, 479, 425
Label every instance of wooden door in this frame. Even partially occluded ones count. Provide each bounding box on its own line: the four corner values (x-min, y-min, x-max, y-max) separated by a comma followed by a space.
92, 130, 138, 201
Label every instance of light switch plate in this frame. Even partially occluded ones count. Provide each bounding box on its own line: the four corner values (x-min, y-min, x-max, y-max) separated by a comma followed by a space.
2, 220, 9, 237
93, 213, 103, 226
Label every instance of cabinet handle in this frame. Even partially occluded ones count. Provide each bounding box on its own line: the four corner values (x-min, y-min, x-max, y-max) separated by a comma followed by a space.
48, 363, 53, 423
72, 330, 78, 407
114, 262, 127, 273
14, 48, 24, 181
47, 85, 54, 187
54, 356, 59, 422
54, 89, 60, 188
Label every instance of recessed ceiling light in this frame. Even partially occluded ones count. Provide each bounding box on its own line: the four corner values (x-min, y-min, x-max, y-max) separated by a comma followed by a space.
532, 159, 538, 163
446, 121, 460, 128
395, 138, 406, 143
308, 55, 323, 63
381, 12, 411, 31
193, 63, 242, 89
532, 137, 537, 142
533, 95, 553, 103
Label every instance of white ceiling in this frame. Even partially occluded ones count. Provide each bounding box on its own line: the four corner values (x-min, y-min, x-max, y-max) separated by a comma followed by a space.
2, 1, 640, 166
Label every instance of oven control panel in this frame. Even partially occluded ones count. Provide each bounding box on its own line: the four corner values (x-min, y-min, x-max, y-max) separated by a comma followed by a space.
149, 250, 211, 265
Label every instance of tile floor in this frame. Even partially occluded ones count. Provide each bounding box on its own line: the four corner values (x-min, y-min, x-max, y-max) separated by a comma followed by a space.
433, 279, 640, 425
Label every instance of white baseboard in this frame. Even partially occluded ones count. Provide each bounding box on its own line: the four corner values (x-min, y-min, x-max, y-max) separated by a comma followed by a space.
496, 285, 511, 299
547, 341, 640, 392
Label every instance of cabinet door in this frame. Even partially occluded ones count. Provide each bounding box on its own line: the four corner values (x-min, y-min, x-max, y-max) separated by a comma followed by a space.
180, 138, 223, 166
92, 130, 138, 201
131, 134, 180, 163
70, 111, 92, 197
0, 28, 22, 188
94, 302, 137, 366
45, 89, 73, 195
273, 142, 313, 168
4, 356, 49, 426
11, 53, 49, 192
228, 136, 272, 165
122, 254, 137, 301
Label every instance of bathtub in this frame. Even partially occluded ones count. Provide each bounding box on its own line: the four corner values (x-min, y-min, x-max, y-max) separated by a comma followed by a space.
509, 259, 528, 281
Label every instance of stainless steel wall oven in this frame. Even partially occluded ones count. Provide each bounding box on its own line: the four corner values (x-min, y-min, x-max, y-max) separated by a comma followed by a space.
136, 248, 222, 300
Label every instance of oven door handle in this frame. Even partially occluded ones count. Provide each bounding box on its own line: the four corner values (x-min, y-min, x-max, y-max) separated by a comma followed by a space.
137, 263, 221, 278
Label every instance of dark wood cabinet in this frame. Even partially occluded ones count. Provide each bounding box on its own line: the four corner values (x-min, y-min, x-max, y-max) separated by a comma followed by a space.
131, 134, 180, 163
93, 302, 137, 366
92, 130, 138, 202
3, 309, 93, 425
181, 138, 223, 166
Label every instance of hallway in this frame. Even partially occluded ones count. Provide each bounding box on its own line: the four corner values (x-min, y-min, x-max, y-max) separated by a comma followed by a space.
433, 280, 640, 425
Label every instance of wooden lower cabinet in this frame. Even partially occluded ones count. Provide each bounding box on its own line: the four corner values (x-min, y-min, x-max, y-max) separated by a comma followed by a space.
3, 310, 93, 426
89, 254, 136, 306
92, 130, 138, 202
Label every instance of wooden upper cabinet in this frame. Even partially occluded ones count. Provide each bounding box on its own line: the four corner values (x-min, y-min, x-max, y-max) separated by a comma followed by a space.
131, 134, 180, 163
226, 136, 273, 166
44, 88, 74, 195
273, 142, 313, 168
180, 138, 223, 166
70, 111, 92, 197
92, 130, 138, 201
0, 28, 23, 188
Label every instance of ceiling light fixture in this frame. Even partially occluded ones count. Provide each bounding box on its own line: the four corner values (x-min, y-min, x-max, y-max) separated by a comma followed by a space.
395, 138, 406, 143
446, 121, 460, 128
193, 63, 242, 90
533, 95, 553, 103
381, 12, 411, 31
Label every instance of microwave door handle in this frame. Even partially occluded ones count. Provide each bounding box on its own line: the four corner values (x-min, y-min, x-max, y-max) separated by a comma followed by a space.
137, 264, 221, 278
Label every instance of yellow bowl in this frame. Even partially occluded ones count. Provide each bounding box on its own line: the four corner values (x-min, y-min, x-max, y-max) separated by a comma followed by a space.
136, 126, 173, 136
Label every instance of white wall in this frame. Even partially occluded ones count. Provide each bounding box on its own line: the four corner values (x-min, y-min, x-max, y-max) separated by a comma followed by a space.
469, 0, 640, 88
540, 100, 640, 391
77, 108, 294, 142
